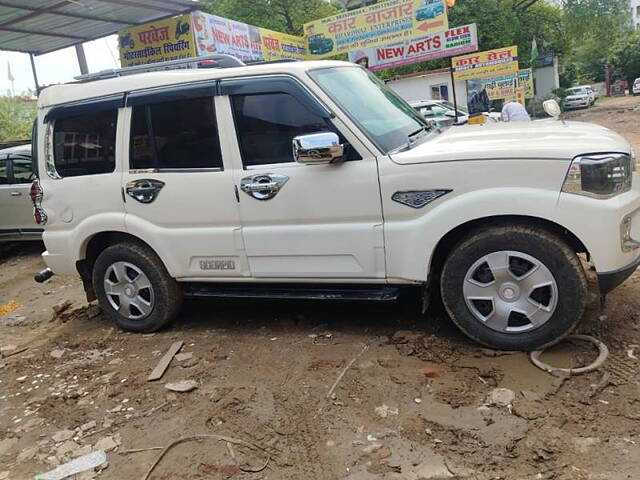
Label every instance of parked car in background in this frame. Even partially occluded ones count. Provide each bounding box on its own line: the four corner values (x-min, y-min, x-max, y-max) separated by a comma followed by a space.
633, 78, 640, 96
0, 144, 41, 241
563, 86, 595, 109
410, 100, 500, 127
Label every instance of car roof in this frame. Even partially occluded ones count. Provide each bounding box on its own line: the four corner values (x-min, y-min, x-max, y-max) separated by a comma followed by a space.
38, 60, 352, 108
0, 144, 31, 156
409, 100, 439, 107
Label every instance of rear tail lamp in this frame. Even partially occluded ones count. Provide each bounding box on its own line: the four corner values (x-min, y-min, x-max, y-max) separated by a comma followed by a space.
562, 153, 632, 199
30, 179, 47, 225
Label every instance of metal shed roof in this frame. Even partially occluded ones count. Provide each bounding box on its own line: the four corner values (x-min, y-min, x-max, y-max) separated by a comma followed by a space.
0, 0, 202, 55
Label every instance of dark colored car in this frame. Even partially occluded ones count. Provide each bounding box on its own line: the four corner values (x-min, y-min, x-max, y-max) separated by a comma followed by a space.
308, 34, 334, 55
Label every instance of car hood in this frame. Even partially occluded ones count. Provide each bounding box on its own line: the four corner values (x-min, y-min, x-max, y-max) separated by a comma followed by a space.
566, 94, 587, 100
390, 120, 631, 164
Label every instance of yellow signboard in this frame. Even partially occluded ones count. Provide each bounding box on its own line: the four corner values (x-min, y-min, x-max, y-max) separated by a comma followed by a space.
453, 45, 518, 81
304, 0, 448, 59
118, 14, 197, 67
260, 29, 308, 61
518, 68, 534, 98
482, 68, 533, 102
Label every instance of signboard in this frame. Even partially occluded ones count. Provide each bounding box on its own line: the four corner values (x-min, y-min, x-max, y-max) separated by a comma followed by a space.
191, 12, 307, 62
478, 69, 534, 102
305, 0, 449, 59
118, 14, 197, 67
518, 68, 534, 98
452, 45, 518, 81
348, 23, 477, 71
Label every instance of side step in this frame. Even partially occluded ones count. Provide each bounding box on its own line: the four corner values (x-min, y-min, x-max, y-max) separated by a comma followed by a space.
183, 283, 401, 301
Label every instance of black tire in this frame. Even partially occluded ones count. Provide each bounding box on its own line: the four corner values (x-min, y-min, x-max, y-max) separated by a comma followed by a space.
440, 225, 587, 350
92, 242, 183, 332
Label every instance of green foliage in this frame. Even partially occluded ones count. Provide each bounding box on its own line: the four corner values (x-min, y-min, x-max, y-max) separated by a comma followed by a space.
200, 0, 341, 35
0, 97, 36, 143
552, 87, 569, 99
609, 31, 640, 85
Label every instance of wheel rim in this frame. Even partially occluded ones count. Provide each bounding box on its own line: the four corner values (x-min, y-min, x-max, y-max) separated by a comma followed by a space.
103, 261, 154, 320
462, 250, 558, 334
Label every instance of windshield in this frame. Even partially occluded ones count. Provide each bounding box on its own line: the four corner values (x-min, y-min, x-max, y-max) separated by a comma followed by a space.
569, 88, 585, 94
309, 67, 429, 153
440, 100, 468, 114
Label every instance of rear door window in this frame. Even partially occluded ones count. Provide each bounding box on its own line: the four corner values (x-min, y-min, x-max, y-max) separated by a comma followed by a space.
11, 156, 34, 184
0, 158, 7, 184
130, 97, 223, 171
53, 110, 117, 177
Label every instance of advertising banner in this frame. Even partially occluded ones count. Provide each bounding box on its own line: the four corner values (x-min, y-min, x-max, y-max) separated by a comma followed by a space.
452, 45, 518, 81
192, 11, 307, 62
348, 23, 476, 71
118, 14, 197, 67
305, 0, 449, 59
477, 69, 534, 102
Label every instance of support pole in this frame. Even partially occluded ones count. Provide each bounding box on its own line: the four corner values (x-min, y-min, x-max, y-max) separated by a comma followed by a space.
75, 43, 88, 75
29, 53, 40, 95
449, 57, 459, 124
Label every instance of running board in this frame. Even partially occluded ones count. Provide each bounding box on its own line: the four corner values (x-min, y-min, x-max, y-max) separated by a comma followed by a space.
183, 284, 401, 301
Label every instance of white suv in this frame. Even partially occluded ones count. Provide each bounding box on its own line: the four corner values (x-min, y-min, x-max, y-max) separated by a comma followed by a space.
32, 57, 640, 350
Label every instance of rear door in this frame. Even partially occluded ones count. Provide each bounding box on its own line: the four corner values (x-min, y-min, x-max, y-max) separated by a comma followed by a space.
0, 154, 19, 239
121, 85, 245, 279
219, 76, 385, 280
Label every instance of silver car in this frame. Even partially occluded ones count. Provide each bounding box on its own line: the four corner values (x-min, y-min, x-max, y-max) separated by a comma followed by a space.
0, 144, 41, 241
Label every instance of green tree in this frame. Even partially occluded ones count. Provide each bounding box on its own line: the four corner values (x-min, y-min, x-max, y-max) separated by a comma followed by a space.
609, 31, 640, 87
201, 0, 341, 35
0, 97, 36, 143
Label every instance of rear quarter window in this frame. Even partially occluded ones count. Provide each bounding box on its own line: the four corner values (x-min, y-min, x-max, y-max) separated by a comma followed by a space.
52, 110, 117, 177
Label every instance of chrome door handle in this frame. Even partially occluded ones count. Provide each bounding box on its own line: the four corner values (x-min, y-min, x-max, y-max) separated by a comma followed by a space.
10, 191, 22, 197
240, 174, 289, 200
126, 179, 165, 204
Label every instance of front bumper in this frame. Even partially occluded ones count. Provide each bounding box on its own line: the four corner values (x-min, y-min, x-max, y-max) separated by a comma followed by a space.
564, 99, 589, 109
597, 254, 640, 294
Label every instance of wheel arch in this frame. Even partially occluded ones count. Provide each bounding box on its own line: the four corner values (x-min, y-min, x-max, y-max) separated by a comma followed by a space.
76, 231, 167, 302
426, 214, 589, 294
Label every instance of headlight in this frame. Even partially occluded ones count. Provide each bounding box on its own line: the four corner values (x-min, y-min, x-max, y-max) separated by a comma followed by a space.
562, 153, 633, 199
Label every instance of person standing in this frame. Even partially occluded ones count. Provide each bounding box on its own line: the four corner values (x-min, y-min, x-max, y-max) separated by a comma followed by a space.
501, 100, 531, 122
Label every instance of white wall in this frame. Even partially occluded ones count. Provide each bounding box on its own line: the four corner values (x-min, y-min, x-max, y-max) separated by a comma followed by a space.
632, 0, 640, 30
387, 71, 467, 106
533, 56, 560, 99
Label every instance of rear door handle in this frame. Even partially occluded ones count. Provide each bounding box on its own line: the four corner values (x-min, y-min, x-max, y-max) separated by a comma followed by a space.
125, 179, 165, 204
10, 191, 22, 197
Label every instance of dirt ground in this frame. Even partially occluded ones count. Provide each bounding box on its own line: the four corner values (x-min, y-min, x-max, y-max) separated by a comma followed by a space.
2, 96, 640, 480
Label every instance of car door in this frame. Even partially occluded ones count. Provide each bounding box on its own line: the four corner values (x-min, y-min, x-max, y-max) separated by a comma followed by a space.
219, 76, 385, 280
122, 85, 246, 279
0, 154, 20, 239
9, 154, 40, 238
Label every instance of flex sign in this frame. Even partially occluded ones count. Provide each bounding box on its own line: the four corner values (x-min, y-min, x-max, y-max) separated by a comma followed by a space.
349, 23, 477, 71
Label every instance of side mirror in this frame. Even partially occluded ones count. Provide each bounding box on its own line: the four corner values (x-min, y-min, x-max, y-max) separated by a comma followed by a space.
292, 132, 344, 165
543, 99, 562, 118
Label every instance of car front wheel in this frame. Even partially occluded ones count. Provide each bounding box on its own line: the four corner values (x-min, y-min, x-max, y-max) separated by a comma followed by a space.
440, 225, 588, 350
93, 242, 183, 332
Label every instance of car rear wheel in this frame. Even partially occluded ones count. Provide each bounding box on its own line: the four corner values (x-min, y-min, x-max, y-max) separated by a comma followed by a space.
440, 225, 588, 350
93, 242, 182, 332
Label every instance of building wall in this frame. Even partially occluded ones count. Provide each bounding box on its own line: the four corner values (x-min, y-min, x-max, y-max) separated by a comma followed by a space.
386, 71, 467, 106
533, 56, 560, 99
633, 0, 640, 30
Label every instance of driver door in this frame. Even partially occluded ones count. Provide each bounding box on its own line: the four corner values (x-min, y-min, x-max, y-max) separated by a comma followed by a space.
219, 77, 385, 279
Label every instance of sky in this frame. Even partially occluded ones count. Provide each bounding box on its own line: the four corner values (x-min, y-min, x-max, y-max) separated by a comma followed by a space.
0, 35, 121, 97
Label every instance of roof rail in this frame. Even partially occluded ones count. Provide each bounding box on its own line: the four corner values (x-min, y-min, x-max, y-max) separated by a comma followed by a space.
74, 54, 246, 82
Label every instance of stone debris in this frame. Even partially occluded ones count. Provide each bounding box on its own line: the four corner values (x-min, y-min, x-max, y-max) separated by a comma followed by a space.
0, 438, 18, 456
175, 352, 193, 362
486, 388, 516, 407
50, 349, 65, 359
94, 436, 119, 452
374, 404, 399, 418
56, 440, 79, 457
52, 430, 74, 443
165, 380, 198, 393
17, 446, 38, 463
80, 420, 97, 432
